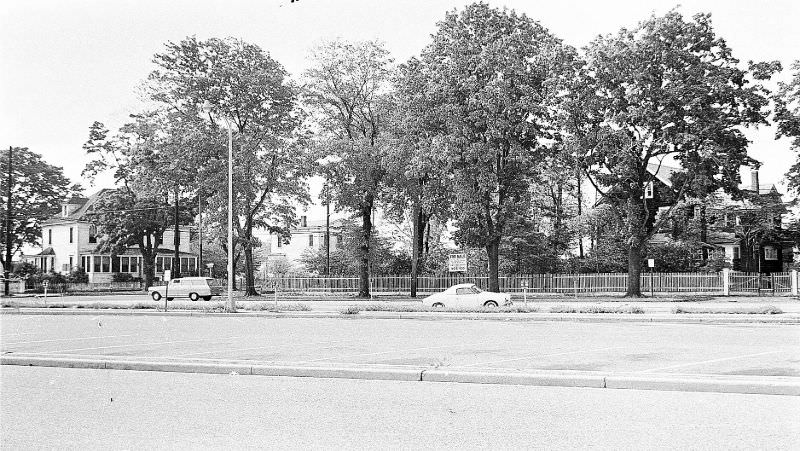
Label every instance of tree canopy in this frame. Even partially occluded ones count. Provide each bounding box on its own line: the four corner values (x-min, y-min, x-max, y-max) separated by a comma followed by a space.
570, 11, 779, 295
1, 147, 77, 271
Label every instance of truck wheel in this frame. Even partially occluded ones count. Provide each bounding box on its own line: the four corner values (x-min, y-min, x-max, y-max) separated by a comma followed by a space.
189, 292, 199, 302
166, 297, 174, 301
151, 292, 162, 301
202, 296, 212, 301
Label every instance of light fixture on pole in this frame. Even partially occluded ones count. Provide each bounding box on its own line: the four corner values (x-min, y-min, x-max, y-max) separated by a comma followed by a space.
202, 100, 235, 313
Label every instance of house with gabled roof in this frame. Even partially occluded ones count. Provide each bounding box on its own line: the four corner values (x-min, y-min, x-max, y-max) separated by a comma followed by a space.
651, 166, 796, 272
21, 190, 198, 283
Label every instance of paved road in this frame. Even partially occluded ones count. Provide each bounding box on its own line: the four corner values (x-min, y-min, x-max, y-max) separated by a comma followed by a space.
2, 365, 798, 449
2, 314, 798, 378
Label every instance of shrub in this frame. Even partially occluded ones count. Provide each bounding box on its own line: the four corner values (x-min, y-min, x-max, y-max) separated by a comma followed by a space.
67, 267, 89, 283
112, 272, 135, 282
339, 306, 361, 315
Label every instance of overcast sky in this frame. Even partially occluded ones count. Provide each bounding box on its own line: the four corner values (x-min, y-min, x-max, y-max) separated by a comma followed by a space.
1, 0, 798, 193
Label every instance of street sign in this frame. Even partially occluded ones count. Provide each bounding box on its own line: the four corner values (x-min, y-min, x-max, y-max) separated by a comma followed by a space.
164, 270, 171, 282
42, 280, 49, 287
448, 253, 467, 272
647, 259, 655, 268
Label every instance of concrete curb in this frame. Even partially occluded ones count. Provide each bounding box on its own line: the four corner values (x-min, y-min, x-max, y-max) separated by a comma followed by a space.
605, 375, 800, 396
2, 307, 799, 324
3, 355, 798, 396
422, 369, 605, 388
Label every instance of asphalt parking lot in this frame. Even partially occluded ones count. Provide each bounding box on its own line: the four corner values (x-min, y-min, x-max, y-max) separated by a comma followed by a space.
2, 314, 798, 379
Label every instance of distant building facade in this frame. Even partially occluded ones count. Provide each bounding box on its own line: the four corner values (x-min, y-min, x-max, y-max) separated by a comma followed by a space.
21, 190, 197, 283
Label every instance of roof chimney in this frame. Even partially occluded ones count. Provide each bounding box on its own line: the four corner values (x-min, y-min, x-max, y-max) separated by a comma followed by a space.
750, 168, 760, 192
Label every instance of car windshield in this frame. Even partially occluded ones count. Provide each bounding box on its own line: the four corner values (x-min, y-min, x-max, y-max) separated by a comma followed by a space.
470, 286, 482, 293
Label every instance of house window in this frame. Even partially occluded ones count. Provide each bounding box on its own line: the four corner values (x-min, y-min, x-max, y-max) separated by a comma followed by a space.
155, 232, 163, 246
644, 181, 654, 199
733, 246, 740, 260
69, 256, 73, 269
63, 206, 67, 216
69, 227, 73, 243
301, 215, 307, 227
93, 256, 101, 273
308, 234, 314, 247
735, 216, 741, 226
276, 236, 282, 248
121, 257, 129, 273
764, 246, 778, 261
47, 229, 52, 245
130, 258, 139, 274
112, 256, 120, 272
102, 256, 110, 273
88, 225, 97, 244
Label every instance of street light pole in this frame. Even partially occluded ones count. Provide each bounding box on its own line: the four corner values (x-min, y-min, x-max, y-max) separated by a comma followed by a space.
226, 120, 234, 312
202, 100, 235, 313
4, 146, 13, 296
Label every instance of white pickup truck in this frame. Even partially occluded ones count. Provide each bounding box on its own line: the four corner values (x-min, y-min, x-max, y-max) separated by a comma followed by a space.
148, 277, 221, 302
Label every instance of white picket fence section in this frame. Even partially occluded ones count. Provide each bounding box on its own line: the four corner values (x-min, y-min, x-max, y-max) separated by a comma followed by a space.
260, 271, 798, 295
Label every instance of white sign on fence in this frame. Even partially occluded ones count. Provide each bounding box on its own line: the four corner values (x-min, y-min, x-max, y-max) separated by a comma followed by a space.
448, 253, 467, 272
647, 259, 655, 268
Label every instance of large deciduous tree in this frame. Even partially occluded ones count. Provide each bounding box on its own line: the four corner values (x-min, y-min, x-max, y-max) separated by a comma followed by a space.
386, 58, 454, 296
1, 147, 77, 273
82, 113, 201, 289
570, 11, 778, 296
303, 39, 393, 297
405, 3, 574, 292
147, 36, 310, 296
776, 61, 800, 199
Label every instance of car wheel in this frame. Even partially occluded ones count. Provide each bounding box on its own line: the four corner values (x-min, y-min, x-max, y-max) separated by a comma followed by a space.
202, 295, 212, 301
189, 292, 199, 302
166, 297, 174, 301
483, 300, 498, 308
432, 302, 444, 309
151, 292, 162, 301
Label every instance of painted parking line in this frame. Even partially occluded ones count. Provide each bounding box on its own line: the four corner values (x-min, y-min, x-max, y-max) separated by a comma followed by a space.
457, 346, 627, 368
39, 336, 244, 354
292, 343, 467, 364
1, 334, 138, 346
638, 350, 788, 373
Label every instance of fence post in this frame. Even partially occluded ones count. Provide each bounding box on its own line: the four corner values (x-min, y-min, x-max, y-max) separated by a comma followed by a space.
722, 268, 730, 296
792, 270, 798, 296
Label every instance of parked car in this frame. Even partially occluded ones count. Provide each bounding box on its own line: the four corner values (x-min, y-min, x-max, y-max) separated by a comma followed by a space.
422, 283, 512, 309
148, 277, 221, 302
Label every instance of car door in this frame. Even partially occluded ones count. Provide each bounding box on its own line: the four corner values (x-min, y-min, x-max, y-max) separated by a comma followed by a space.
169, 279, 185, 297
455, 287, 472, 308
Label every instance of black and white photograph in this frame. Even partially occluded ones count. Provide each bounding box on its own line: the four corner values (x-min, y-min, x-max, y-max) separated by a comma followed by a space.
1, 0, 799, 448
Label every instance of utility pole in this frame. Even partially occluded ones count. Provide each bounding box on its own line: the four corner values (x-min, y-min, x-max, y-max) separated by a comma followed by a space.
411, 203, 420, 298
326, 191, 330, 276
173, 184, 181, 278
4, 147, 12, 296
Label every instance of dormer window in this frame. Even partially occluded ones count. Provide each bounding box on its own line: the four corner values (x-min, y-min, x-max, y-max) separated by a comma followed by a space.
63, 205, 68, 217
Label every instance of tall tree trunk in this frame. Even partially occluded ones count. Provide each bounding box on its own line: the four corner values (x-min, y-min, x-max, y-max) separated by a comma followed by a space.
625, 240, 644, 297
625, 196, 646, 297
142, 254, 155, 290
244, 244, 258, 296
358, 203, 372, 298
486, 239, 500, 292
